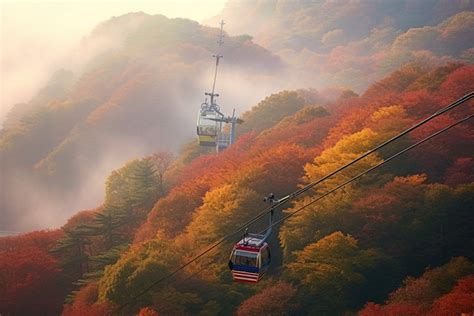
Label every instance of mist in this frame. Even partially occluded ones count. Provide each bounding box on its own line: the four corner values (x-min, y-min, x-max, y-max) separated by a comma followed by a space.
7, 0, 461, 233
1, 0, 227, 126
0, 70, 289, 232
0, 11, 293, 233
1, 134, 154, 232
1, 1, 238, 233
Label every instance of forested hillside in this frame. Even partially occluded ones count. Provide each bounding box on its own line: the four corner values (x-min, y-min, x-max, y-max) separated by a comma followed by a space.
1, 62, 473, 315
0, 13, 283, 232
207, 0, 474, 91
3, 1, 473, 236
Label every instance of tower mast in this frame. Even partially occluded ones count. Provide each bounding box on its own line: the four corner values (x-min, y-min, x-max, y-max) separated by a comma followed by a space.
206, 20, 225, 109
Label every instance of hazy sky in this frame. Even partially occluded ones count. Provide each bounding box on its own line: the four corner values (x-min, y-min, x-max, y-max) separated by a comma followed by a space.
0, 0, 227, 125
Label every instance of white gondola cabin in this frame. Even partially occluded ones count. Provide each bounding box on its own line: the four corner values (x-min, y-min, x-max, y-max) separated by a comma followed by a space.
197, 108, 222, 146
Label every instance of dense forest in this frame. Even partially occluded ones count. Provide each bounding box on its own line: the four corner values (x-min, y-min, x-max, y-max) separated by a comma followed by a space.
209, 0, 474, 91
2, 0, 473, 234
1, 61, 473, 315
1, 0, 474, 315
0, 13, 284, 232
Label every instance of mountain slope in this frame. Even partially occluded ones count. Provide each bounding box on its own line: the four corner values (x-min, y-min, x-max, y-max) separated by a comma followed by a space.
1, 62, 468, 315
0, 13, 283, 232
206, 0, 474, 91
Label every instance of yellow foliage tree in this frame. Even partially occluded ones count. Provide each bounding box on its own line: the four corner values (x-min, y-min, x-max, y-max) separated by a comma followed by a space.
183, 183, 260, 248
286, 232, 388, 314
280, 127, 386, 257
304, 128, 384, 193
369, 105, 412, 139
98, 239, 179, 306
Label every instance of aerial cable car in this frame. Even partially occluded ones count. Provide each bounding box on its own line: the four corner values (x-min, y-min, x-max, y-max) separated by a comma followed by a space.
228, 194, 282, 283
197, 97, 224, 147
197, 20, 227, 148
196, 20, 243, 151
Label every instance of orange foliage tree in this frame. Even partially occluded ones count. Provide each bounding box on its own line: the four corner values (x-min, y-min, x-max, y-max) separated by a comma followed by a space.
136, 307, 159, 316
359, 257, 474, 315
359, 302, 424, 316
62, 282, 115, 316
0, 244, 66, 315
444, 157, 474, 185
236, 282, 298, 316
438, 64, 474, 105
0, 229, 63, 251
0, 229, 67, 315
349, 174, 427, 251
134, 179, 210, 242
430, 275, 474, 316
409, 114, 474, 180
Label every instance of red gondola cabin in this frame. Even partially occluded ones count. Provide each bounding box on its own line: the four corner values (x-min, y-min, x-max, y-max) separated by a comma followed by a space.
228, 235, 271, 283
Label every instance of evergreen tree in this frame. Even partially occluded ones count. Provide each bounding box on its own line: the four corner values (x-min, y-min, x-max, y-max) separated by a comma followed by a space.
52, 225, 92, 278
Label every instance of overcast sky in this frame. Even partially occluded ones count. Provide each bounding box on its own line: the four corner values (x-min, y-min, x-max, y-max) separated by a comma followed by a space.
0, 0, 227, 126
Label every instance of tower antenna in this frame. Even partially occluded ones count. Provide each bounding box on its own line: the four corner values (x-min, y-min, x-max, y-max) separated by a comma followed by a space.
206, 20, 225, 109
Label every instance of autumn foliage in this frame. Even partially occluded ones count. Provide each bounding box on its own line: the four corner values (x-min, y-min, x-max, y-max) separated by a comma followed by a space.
1, 61, 473, 315
236, 282, 298, 315
0, 230, 67, 315
359, 257, 474, 315
431, 275, 474, 316
62, 283, 114, 316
